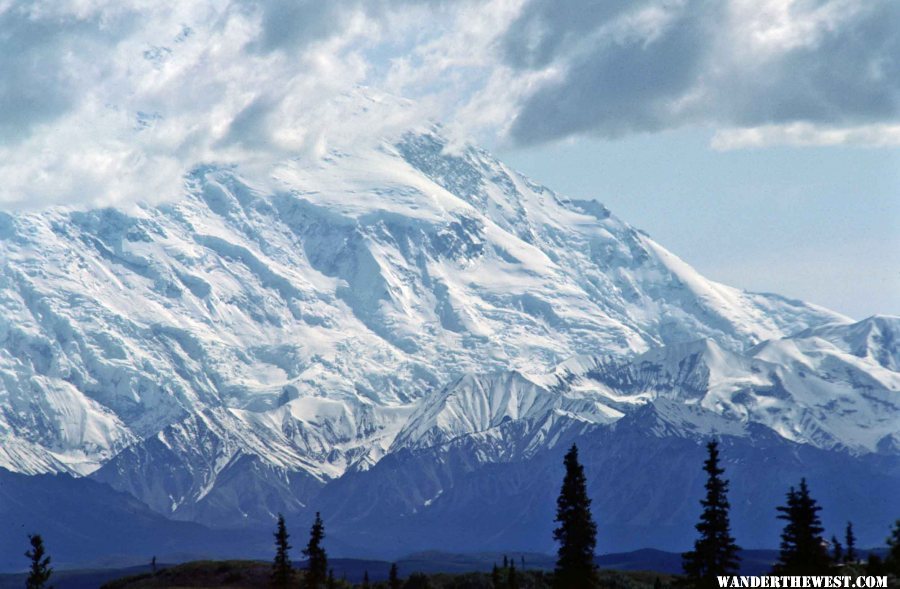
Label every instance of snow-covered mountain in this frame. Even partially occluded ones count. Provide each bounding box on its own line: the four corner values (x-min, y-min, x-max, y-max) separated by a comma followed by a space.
305, 318, 899, 553
553, 317, 900, 454
1, 119, 896, 552
388, 316, 900, 464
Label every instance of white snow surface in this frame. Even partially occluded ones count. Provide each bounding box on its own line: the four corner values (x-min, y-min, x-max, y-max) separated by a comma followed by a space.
550, 317, 900, 453
1, 122, 881, 494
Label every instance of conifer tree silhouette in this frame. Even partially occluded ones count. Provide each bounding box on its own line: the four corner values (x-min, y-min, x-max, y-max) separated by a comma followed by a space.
774, 479, 830, 574
272, 513, 294, 588
507, 560, 519, 589
830, 535, 843, 565
552, 444, 598, 589
885, 520, 900, 576
389, 562, 402, 589
844, 522, 857, 564
682, 441, 741, 588
303, 512, 328, 589
25, 534, 53, 589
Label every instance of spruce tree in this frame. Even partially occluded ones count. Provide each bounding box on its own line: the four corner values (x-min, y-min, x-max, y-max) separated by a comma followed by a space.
303, 512, 328, 589
866, 554, 885, 576
552, 444, 598, 589
885, 520, 900, 577
272, 513, 294, 588
25, 534, 53, 589
492, 563, 502, 589
507, 560, 519, 589
405, 573, 431, 588
773, 479, 830, 574
844, 522, 857, 564
389, 562, 402, 589
682, 440, 741, 587
362, 570, 370, 589
830, 535, 843, 565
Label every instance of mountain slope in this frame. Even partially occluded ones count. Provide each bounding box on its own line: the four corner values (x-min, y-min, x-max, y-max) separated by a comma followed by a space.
0, 125, 846, 482
315, 411, 900, 556
5, 119, 893, 557
0, 467, 256, 571
564, 316, 900, 453
306, 319, 899, 553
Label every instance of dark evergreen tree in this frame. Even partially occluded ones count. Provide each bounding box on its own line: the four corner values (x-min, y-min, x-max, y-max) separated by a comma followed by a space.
403, 572, 431, 588
682, 440, 741, 587
151, 555, 157, 574
773, 479, 830, 574
303, 512, 328, 589
866, 554, 885, 576
654, 577, 664, 589
492, 564, 502, 589
844, 522, 857, 564
390, 562, 402, 589
503, 555, 509, 569
507, 560, 519, 589
272, 514, 294, 588
885, 520, 900, 577
830, 535, 843, 565
25, 534, 53, 589
362, 570, 370, 589
326, 568, 335, 589
552, 444, 598, 589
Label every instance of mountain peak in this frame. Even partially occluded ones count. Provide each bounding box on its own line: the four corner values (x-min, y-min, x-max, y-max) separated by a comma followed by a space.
0, 126, 858, 481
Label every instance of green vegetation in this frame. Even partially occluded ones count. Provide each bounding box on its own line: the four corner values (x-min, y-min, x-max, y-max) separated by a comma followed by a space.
100, 560, 271, 588
273, 513, 295, 588
304, 512, 328, 589
389, 563, 401, 589
25, 534, 52, 589
845, 522, 858, 565
884, 520, 900, 577
773, 478, 830, 574
681, 440, 741, 588
552, 444, 598, 588
98, 560, 675, 588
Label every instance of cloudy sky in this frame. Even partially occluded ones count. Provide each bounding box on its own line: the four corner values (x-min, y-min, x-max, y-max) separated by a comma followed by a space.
1, 0, 897, 317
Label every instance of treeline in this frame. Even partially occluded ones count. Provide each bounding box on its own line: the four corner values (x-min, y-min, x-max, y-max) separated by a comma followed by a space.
267, 444, 607, 588
679, 440, 900, 588
13, 442, 900, 588
266, 443, 900, 588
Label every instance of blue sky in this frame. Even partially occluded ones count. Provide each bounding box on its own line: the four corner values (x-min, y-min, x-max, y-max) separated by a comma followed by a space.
498, 129, 900, 319
0, 0, 897, 318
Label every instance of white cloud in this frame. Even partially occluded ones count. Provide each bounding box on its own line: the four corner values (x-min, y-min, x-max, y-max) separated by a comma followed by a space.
0, 0, 898, 209
0, 1, 485, 209
711, 123, 900, 150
